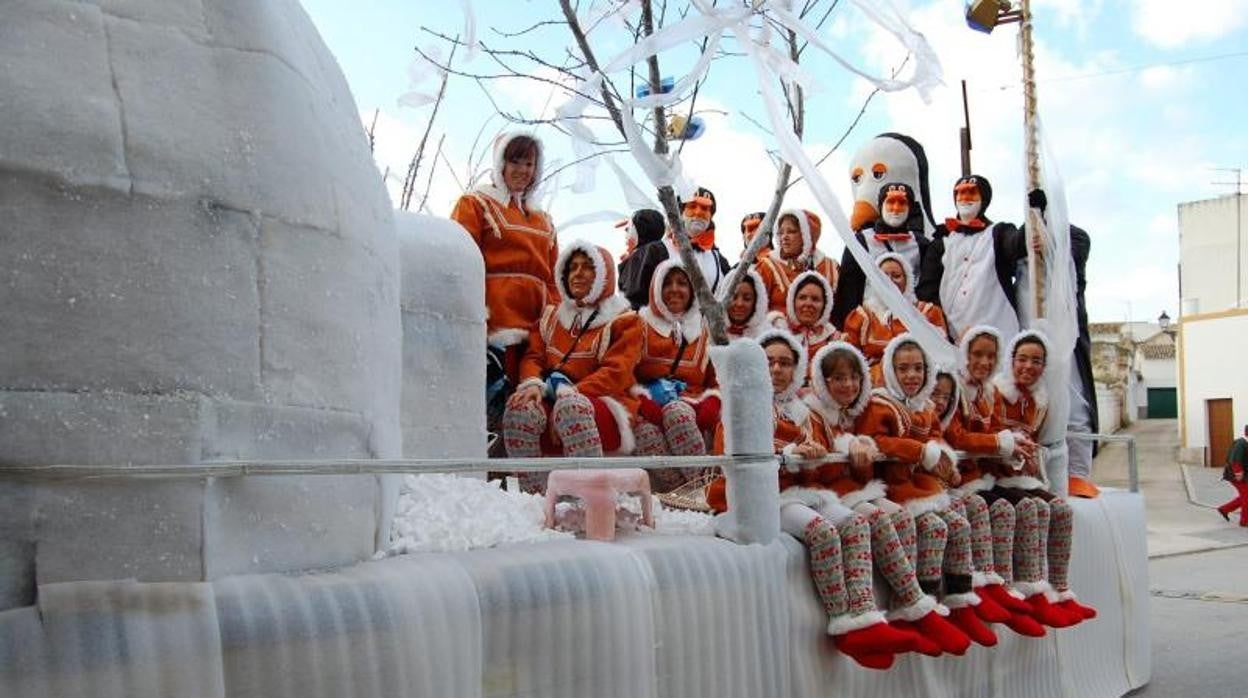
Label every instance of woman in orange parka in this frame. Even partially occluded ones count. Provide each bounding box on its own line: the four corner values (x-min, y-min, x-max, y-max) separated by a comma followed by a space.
503, 241, 640, 478
768, 270, 838, 386
843, 252, 947, 373
755, 209, 840, 314
451, 132, 560, 379
632, 260, 720, 467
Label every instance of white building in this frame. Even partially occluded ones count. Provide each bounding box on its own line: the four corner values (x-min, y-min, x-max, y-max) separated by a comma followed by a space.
1177, 193, 1248, 466
1088, 321, 1176, 430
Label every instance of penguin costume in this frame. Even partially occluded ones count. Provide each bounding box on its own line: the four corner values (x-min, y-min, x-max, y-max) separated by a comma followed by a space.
618, 187, 732, 310
831, 133, 937, 328
915, 174, 1028, 341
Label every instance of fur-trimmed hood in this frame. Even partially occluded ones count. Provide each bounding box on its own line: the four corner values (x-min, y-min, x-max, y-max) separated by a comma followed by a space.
785, 270, 834, 330
958, 324, 1005, 386
769, 209, 826, 265
639, 258, 704, 342
994, 328, 1052, 408
877, 333, 937, 411
934, 369, 961, 430
553, 240, 628, 331
757, 328, 808, 404
863, 251, 916, 317
720, 267, 769, 338
476, 131, 544, 209
805, 341, 873, 424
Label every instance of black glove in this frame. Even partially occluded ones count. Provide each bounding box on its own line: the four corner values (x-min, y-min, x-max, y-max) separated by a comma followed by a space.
1028, 189, 1048, 214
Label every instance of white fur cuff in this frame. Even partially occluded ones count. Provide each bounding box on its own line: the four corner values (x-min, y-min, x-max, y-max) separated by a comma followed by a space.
921, 440, 942, 470
886, 594, 939, 622
942, 592, 982, 609
996, 429, 1016, 457
827, 610, 888, 636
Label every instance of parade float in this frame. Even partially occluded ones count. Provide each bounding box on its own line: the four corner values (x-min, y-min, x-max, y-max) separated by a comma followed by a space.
0, 1, 1148, 696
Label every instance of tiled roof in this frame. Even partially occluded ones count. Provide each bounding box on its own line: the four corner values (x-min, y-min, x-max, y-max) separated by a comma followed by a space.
1140, 345, 1175, 360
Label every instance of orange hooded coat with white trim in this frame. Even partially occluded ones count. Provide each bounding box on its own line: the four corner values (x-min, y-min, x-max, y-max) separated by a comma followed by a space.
755, 209, 840, 314
517, 242, 641, 451
632, 259, 719, 405
767, 270, 839, 384
843, 251, 947, 367
943, 325, 1019, 491
450, 132, 560, 347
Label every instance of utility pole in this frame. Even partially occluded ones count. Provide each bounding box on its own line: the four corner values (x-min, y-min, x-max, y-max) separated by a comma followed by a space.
1212, 167, 1243, 308
959, 80, 973, 177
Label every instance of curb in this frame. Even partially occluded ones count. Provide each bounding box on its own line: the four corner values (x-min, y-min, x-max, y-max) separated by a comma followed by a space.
1148, 540, 1248, 560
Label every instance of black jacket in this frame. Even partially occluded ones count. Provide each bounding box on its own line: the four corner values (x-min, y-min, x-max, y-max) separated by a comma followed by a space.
618, 240, 731, 310
830, 229, 930, 329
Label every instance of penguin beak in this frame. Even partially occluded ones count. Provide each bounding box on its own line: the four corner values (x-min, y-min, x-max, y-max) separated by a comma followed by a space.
851, 200, 878, 231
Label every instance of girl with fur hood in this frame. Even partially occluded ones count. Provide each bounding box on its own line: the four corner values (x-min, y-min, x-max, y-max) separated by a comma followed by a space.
756, 209, 840, 314
866, 335, 997, 648
707, 330, 935, 669
721, 268, 769, 339
986, 330, 1098, 626
503, 242, 640, 489
451, 132, 559, 378
843, 252, 947, 371
632, 261, 720, 489
802, 342, 971, 656
929, 367, 1048, 639
768, 270, 838, 385
940, 326, 1050, 636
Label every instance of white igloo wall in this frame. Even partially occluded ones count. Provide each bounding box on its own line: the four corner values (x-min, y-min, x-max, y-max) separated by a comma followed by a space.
0, 0, 402, 601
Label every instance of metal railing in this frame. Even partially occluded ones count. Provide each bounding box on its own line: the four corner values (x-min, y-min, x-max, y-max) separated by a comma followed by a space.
1067, 431, 1139, 493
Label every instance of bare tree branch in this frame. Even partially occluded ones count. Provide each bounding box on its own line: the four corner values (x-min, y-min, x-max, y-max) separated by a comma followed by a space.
417, 134, 446, 213
402, 42, 456, 210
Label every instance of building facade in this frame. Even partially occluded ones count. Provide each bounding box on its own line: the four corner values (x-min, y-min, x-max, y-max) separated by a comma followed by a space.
1177, 194, 1248, 466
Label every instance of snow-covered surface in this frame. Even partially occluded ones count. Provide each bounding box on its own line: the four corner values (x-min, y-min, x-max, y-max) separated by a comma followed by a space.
0, 0, 406, 595
1, 491, 1148, 698
385, 474, 715, 555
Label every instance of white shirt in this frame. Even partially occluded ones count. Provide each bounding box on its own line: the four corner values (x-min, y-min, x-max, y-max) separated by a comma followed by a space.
940, 229, 1019, 341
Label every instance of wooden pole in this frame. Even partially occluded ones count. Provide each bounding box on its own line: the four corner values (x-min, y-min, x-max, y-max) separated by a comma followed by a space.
1020, 0, 1046, 317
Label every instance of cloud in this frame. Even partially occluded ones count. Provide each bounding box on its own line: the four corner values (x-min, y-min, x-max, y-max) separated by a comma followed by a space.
1132, 0, 1247, 49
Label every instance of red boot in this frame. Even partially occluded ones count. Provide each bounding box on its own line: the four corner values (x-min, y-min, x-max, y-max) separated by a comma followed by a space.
842, 650, 896, 670
1022, 588, 1081, 628
1001, 610, 1047, 638
946, 605, 998, 647
898, 604, 973, 659
889, 620, 943, 656
971, 589, 1013, 624
1057, 593, 1098, 620
833, 614, 931, 657
981, 583, 1033, 615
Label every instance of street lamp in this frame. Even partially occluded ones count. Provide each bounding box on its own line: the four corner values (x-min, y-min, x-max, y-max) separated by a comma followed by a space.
965, 0, 1021, 33
1158, 310, 1171, 332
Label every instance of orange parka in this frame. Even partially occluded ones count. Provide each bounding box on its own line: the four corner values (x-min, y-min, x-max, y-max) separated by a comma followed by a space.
451, 132, 559, 347
632, 259, 718, 405
755, 209, 840, 314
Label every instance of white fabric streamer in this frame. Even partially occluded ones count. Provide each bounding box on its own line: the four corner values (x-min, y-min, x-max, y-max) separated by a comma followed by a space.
457, 0, 479, 62
399, 46, 446, 109
609, 157, 660, 212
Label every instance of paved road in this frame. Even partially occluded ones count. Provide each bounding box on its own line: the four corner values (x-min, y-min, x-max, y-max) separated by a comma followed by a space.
1091, 419, 1248, 696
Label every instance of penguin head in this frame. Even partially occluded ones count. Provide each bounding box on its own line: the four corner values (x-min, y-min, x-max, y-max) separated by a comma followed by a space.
848, 133, 935, 237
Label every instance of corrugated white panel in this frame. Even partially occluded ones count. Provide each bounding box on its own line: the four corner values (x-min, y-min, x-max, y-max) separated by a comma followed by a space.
453, 540, 657, 698
214, 554, 482, 698
621, 535, 792, 698
0, 493, 1150, 698
0, 580, 225, 698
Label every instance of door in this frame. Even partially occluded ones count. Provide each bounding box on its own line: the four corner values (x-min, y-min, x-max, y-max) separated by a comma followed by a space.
1147, 388, 1178, 418
1207, 398, 1234, 467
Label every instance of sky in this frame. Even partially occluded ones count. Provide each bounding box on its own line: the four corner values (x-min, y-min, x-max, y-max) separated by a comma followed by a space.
301, 0, 1248, 324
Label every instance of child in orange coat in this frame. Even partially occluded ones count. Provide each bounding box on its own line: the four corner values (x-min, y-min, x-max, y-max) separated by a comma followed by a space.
707, 330, 932, 669
720, 268, 769, 339
802, 342, 971, 656
940, 325, 1049, 636
768, 270, 838, 386
988, 329, 1097, 626
503, 242, 641, 490
633, 260, 720, 489
843, 252, 947, 371
866, 335, 997, 647
755, 209, 840, 313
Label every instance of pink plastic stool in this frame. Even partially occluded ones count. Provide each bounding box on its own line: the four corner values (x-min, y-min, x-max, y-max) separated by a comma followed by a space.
544, 468, 654, 540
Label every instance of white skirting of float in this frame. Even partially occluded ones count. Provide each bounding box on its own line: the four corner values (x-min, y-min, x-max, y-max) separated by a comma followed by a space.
0, 491, 1148, 698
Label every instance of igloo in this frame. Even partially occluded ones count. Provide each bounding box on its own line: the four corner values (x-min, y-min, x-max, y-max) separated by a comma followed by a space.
0, 0, 417, 604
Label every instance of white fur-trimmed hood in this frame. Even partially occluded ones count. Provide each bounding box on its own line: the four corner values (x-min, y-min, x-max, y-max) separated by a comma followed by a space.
805, 341, 872, 422
640, 258, 703, 342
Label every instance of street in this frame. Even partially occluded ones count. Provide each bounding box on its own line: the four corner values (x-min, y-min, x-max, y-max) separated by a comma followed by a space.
1093, 419, 1248, 696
